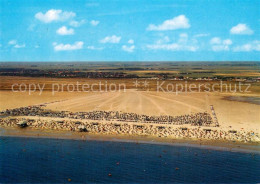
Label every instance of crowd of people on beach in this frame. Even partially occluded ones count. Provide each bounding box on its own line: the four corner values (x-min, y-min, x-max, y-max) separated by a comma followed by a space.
0, 117, 258, 143
1, 106, 214, 126
0, 105, 258, 143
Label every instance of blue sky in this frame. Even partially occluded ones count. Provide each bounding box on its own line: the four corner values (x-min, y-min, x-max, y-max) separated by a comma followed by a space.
0, 0, 259, 61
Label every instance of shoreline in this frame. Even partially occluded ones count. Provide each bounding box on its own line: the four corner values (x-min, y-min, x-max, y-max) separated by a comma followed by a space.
1, 127, 259, 154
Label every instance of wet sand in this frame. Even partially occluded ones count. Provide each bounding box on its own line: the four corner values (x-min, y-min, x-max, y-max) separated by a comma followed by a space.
223, 96, 260, 105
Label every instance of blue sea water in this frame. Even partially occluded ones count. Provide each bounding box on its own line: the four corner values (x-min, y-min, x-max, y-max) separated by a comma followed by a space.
0, 137, 259, 183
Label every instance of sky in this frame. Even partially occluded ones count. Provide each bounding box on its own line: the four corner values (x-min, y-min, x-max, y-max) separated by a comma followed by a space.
0, 0, 259, 61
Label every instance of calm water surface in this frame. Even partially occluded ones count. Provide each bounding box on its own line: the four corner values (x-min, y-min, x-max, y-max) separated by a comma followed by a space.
0, 137, 259, 183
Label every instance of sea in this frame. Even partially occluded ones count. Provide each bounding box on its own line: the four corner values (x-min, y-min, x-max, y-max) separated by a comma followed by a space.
0, 136, 259, 183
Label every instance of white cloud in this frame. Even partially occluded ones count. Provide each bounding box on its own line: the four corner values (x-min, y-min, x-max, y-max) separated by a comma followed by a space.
69, 20, 85, 27
122, 45, 135, 52
56, 26, 74, 35
8, 40, 17, 45
212, 45, 230, 52
147, 15, 190, 31
128, 39, 134, 44
90, 20, 99, 26
147, 44, 197, 51
156, 36, 170, 44
223, 39, 232, 45
233, 40, 260, 52
210, 37, 221, 44
35, 9, 76, 23
53, 41, 84, 51
87, 46, 103, 50
100, 35, 121, 43
147, 43, 197, 51
14, 44, 26, 48
210, 37, 232, 51
230, 24, 253, 35
178, 33, 188, 43
8, 40, 25, 48
146, 33, 198, 51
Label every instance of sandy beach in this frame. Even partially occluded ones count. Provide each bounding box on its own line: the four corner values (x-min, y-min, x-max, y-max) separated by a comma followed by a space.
1, 77, 259, 148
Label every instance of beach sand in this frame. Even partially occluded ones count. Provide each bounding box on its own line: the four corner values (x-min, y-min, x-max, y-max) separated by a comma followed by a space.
1, 89, 259, 133
0, 76, 259, 144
